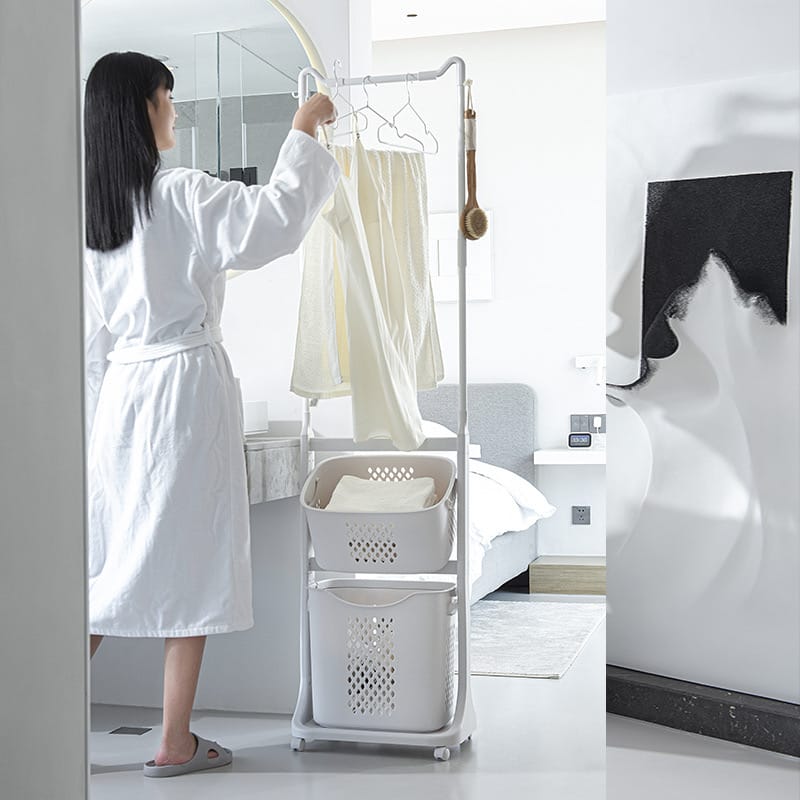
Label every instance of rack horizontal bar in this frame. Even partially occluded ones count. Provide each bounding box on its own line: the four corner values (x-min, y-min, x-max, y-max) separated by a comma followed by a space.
303, 56, 464, 92
308, 436, 458, 452
307, 558, 458, 575
292, 716, 472, 749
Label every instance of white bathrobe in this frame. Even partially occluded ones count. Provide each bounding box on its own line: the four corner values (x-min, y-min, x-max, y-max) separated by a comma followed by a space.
85, 129, 340, 637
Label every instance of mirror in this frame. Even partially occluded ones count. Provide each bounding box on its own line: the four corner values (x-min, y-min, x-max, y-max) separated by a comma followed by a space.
81, 0, 316, 186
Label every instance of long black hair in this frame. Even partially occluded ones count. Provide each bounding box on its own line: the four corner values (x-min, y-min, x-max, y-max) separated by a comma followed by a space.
84, 52, 174, 252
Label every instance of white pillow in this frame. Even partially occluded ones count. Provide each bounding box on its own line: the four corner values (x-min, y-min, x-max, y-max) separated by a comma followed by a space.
421, 420, 456, 438
420, 420, 482, 459
468, 471, 531, 546
421, 420, 457, 463
469, 459, 556, 518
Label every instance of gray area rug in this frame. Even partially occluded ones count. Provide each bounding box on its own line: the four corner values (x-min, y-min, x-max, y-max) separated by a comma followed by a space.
468, 600, 606, 679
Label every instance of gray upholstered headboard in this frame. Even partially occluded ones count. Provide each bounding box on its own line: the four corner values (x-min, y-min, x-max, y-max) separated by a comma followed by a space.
417, 383, 536, 483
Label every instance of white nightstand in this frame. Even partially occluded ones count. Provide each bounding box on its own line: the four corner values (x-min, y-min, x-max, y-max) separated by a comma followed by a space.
533, 448, 606, 465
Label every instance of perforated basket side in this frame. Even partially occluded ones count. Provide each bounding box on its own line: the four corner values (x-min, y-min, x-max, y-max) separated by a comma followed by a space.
345, 613, 397, 719
364, 463, 420, 482
345, 520, 399, 566
309, 581, 457, 732
302, 456, 457, 573
301, 454, 456, 512
444, 616, 456, 718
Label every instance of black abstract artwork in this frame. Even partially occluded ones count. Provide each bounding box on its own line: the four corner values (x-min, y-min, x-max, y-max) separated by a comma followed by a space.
622, 171, 793, 387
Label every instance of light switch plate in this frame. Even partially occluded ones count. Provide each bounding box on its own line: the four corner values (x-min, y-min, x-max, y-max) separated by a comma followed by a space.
571, 414, 606, 433
570, 414, 589, 433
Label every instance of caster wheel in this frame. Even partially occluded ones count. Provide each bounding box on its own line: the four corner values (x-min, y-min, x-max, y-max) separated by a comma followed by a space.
291, 737, 306, 752
466, 735, 472, 741
433, 747, 450, 761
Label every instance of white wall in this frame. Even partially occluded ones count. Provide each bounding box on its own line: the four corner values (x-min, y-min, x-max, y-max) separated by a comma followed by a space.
607, 0, 800, 94
0, 1, 89, 798
606, 0, 800, 703
373, 25, 607, 556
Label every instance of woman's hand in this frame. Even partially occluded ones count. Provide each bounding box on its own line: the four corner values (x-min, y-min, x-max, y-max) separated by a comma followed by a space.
293, 94, 336, 138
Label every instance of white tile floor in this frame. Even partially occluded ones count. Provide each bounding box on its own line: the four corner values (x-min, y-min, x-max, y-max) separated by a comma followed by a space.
607, 713, 800, 800
89, 592, 606, 799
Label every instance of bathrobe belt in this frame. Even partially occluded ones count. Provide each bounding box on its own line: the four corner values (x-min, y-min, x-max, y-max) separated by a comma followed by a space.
106, 325, 223, 364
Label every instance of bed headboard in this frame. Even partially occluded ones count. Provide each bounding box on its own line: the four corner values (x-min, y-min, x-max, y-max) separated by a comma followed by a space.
417, 383, 536, 483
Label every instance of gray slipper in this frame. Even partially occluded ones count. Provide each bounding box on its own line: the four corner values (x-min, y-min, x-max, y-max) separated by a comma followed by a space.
143, 733, 232, 778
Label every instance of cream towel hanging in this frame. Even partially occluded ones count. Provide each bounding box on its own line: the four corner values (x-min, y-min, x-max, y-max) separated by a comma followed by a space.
291, 139, 444, 450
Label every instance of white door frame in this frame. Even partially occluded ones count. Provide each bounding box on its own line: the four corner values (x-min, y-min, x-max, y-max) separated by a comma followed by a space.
0, 0, 89, 798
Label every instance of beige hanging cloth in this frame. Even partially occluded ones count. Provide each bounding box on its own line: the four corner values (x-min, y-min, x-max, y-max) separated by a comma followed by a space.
291, 139, 444, 449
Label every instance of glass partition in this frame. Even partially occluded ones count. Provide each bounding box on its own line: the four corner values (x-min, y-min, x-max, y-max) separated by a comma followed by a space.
162, 26, 307, 185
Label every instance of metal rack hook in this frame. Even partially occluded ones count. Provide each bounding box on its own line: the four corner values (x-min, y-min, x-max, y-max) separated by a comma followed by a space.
327, 58, 367, 138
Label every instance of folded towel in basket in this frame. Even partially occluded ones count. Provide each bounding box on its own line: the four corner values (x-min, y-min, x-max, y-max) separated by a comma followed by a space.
325, 475, 438, 512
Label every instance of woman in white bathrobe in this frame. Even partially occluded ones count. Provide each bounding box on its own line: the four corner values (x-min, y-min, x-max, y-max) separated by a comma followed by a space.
83, 52, 338, 776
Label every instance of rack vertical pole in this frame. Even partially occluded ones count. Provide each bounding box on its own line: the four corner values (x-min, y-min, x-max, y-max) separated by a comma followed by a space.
451, 55, 473, 737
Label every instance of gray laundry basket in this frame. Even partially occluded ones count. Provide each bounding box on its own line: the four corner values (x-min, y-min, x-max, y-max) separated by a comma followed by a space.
301, 454, 457, 573
309, 579, 457, 732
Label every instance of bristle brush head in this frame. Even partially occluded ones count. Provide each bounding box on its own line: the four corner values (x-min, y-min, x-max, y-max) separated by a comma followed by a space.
464, 207, 488, 240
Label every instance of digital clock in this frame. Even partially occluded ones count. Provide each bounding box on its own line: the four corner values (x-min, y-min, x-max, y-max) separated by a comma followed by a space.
568, 433, 592, 448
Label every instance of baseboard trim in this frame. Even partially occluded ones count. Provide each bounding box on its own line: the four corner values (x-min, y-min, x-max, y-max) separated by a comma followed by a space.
607, 665, 800, 757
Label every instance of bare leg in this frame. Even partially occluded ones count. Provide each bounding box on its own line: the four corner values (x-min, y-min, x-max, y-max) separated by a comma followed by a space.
151, 636, 218, 766
90, 635, 103, 658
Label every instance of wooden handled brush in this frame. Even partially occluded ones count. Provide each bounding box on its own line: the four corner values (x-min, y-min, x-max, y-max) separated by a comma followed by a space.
460, 84, 488, 241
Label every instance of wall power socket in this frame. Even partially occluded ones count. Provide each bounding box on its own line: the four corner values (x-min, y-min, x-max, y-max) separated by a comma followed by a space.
572, 506, 591, 525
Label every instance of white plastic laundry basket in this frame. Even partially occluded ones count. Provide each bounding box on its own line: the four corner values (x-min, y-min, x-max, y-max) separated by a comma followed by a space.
309, 579, 457, 732
301, 454, 456, 573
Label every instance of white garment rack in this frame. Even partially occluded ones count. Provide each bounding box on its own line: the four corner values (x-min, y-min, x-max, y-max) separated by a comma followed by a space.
290, 56, 475, 760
